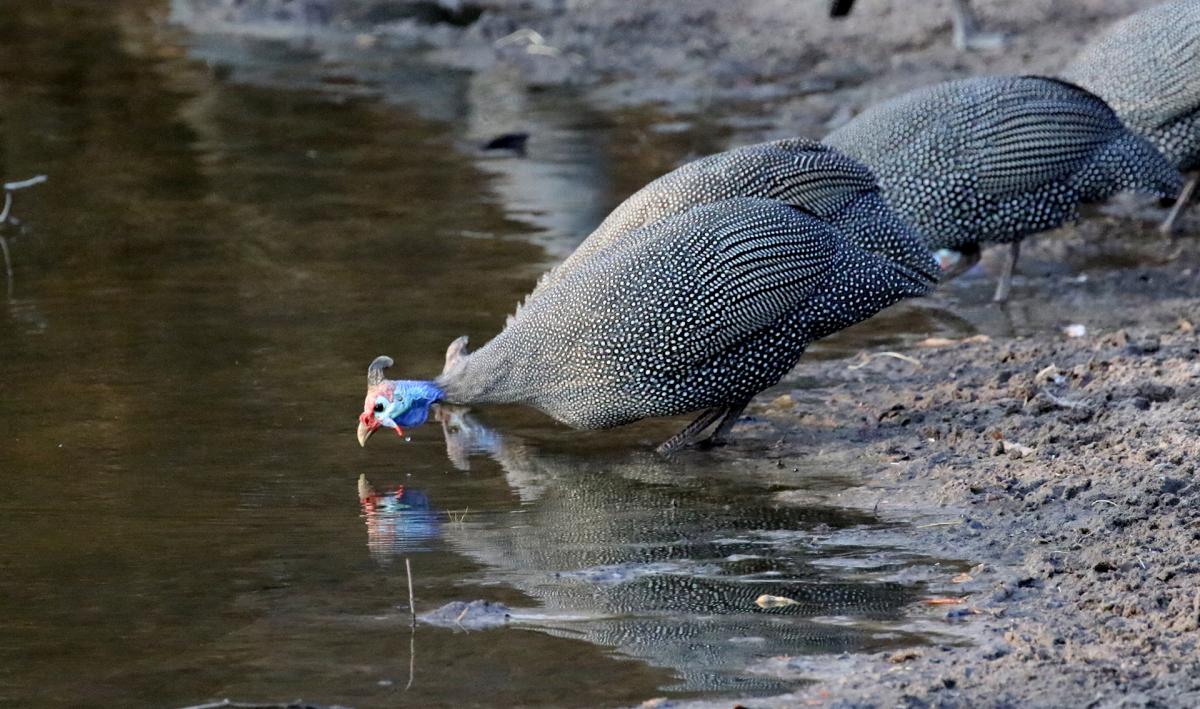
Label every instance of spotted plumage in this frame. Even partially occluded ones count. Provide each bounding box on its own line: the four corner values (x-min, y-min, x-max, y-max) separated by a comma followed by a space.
439, 198, 931, 432
824, 75, 1183, 300
1063, 0, 1200, 234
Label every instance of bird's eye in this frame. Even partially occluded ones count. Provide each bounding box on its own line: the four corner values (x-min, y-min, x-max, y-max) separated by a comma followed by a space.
373, 403, 384, 413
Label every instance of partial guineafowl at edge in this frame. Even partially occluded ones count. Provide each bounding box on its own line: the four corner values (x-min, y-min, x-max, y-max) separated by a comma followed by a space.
1063, 0, 1200, 235
357, 142, 936, 454
824, 75, 1183, 302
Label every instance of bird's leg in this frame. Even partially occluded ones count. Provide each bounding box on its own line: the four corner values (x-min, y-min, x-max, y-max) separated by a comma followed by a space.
992, 240, 1021, 304
657, 408, 723, 457
1160, 172, 1197, 238
940, 243, 981, 281
950, 0, 1007, 52
701, 401, 751, 449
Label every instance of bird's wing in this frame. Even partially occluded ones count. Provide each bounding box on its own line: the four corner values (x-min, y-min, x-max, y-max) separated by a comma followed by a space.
524, 139, 875, 310
566, 198, 844, 367
966, 78, 1122, 196
594, 138, 874, 243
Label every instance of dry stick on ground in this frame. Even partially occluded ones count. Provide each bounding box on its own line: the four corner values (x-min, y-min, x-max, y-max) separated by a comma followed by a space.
847, 351, 923, 370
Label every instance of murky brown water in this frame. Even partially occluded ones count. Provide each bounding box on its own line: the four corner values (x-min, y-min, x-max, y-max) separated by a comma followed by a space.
0, 3, 979, 708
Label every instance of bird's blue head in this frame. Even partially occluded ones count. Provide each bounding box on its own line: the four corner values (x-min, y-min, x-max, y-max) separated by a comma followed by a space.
357, 356, 444, 447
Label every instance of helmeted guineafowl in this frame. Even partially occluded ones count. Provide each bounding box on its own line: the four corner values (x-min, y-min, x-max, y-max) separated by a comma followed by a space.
824, 75, 1184, 302
829, 0, 1005, 52
1063, 0, 1200, 235
531, 138, 940, 304
358, 194, 934, 454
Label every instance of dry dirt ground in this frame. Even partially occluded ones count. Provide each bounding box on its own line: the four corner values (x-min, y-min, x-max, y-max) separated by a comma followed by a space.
173, 1, 1199, 706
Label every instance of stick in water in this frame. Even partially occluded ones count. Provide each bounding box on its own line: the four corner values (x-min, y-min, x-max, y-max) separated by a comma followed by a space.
1, 175, 48, 298
405, 557, 415, 625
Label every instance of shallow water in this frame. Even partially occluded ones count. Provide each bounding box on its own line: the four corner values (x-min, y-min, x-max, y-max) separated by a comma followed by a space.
0, 3, 987, 707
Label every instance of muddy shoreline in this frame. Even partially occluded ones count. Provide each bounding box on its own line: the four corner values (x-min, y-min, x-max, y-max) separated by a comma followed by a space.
699, 284, 1200, 708
168, 1, 1200, 706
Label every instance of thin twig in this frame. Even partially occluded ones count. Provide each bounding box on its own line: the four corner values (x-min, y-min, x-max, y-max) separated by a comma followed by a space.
1, 174, 48, 299
406, 621, 416, 691
405, 557, 416, 627
3, 175, 47, 191
1038, 390, 1086, 410
0, 236, 12, 299
916, 519, 963, 529
848, 351, 923, 370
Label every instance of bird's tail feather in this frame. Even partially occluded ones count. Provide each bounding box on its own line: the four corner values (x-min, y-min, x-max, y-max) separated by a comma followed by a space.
1089, 133, 1184, 203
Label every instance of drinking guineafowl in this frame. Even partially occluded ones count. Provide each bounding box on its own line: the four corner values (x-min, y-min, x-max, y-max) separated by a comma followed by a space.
829, 0, 1005, 52
357, 144, 936, 454
824, 75, 1183, 302
1063, 0, 1200, 235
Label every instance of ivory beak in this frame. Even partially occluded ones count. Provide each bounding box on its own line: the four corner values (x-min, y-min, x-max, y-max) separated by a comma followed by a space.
357, 419, 374, 447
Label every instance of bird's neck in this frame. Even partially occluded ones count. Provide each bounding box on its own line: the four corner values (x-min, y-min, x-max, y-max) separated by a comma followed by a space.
400, 380, 446, 407
435, 341, 533, 406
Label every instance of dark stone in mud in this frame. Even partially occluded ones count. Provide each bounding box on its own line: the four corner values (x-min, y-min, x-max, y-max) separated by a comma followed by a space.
1127, 336, 1162, 355
1161, 477, 1188, 495
980, 642, 1011, 661
1134, 382, 1175, 403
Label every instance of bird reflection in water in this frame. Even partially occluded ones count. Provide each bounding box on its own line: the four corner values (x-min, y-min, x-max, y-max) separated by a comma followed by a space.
357, 474, 441, 562
426, 405, 939, 696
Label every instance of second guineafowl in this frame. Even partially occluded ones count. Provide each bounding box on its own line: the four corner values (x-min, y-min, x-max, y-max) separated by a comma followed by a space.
1063, 0, 1200, 235
824, 75, 1183, 302
356, 142, 937, 454
530, 138, 939, 305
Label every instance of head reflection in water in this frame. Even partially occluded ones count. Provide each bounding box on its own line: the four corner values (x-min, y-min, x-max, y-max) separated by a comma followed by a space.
357, 474, 441, 561
426, 405, 936, 696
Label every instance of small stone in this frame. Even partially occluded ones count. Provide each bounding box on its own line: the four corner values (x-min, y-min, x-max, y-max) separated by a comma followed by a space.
1161, 477, 1187, 494
1135, 383, 1174, 403
888, 649, 923, 663
770, 394, 795, 409
1128, 336, 1161, 355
